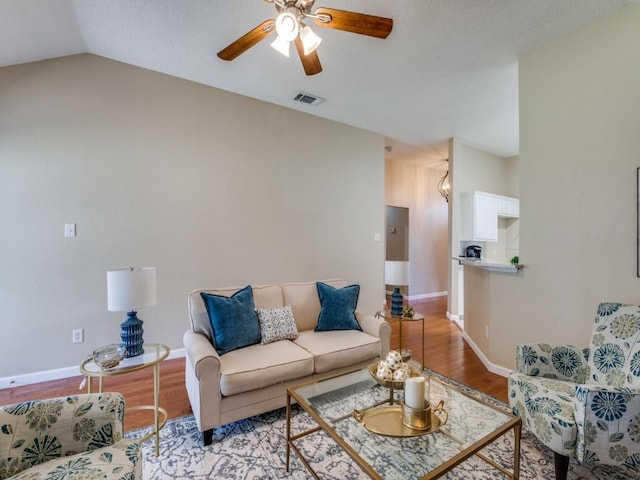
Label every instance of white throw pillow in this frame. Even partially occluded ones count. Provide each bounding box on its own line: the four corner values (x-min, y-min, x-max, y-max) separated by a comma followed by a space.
256, 304, 299, 344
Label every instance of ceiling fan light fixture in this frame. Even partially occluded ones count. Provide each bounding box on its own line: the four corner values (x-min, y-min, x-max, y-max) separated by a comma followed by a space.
275, 12, 299, 42
270, 34, 291, 57
299, 25, 321, 55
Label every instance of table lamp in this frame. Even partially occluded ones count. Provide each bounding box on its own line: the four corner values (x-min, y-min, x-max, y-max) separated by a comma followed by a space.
107, 267, 156, 358
385, 261, 410, 316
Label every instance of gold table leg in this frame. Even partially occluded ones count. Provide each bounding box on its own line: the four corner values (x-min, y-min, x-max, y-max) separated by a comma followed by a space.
514, 420, 521, 479
285, 393, 291, 472
153, 361, 160, 457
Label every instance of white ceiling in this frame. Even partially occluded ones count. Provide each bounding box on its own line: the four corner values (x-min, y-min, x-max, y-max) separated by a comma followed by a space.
0, 0, 633, 163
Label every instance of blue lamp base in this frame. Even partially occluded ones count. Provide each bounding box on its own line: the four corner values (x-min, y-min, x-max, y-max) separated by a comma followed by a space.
121, 311, 144, 358
391, 287, 404, 316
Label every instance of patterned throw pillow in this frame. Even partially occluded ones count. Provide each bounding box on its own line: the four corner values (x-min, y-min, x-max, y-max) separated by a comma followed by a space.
256, 305, 299, 344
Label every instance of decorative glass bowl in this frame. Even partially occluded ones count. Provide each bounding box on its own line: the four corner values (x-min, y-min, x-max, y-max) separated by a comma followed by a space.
92, 344, 127, 369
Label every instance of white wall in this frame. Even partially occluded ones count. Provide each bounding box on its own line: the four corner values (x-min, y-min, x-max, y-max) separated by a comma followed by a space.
385, 159, 448, 298
465, 4, 640, 369
0, 54, 385, 380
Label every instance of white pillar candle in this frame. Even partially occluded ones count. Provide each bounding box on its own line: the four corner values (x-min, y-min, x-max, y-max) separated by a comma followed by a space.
405, 377, 426, 409
424, 376, 431, 403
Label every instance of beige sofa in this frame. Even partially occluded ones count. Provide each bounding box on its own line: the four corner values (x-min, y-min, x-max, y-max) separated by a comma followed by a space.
183, 279, 391, 445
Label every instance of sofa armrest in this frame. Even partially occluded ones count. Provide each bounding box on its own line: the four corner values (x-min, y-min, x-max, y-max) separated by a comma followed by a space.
183, 329, 223, 433
0, 392, 126, 477
574, 384, 640, 465
183, 329, 221, 380
357, 312, 391, 359
515, 343, 588, 383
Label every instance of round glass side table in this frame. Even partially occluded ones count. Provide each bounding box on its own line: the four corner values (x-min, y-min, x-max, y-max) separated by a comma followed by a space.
80, 342, 170, 456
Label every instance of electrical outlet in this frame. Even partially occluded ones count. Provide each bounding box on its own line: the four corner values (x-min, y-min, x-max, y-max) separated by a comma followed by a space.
485, 325, 489, 339
72, 328, 84, 343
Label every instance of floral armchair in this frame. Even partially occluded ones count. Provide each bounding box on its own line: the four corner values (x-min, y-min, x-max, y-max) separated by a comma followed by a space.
509, 302, 640, 480
0, 393, 141, 480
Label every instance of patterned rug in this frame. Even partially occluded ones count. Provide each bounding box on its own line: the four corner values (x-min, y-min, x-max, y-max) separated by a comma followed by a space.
126, 369, 637, 479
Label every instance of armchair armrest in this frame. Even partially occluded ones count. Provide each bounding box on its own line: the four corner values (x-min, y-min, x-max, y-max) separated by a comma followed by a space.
0, 393, 125, 477
515, 343, 588, 383
357, 312, 391, 359
574, 384, 640, 465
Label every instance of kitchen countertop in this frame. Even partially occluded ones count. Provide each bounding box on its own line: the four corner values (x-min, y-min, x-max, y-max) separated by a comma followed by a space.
454, 257, 523, 273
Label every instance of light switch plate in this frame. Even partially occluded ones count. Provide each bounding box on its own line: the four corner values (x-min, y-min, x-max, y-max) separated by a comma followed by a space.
64, 223, 76, 237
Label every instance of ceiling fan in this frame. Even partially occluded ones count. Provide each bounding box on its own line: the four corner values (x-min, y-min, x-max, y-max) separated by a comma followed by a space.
217, 0, 393, 76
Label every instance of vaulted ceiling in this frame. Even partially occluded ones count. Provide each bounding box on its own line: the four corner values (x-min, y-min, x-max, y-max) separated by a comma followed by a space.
0, 0, 633, 162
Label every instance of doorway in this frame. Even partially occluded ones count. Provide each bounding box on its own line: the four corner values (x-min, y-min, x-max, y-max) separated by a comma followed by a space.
385, 205, 409, 296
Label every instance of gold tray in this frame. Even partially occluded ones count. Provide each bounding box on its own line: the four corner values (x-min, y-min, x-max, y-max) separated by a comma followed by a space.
368, 362, 422, 390
353, 402, 447, 437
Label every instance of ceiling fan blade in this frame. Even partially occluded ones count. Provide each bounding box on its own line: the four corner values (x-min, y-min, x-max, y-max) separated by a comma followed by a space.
217, 19, 275, 61
293, 37, 322, 75
313, 8, 392, 39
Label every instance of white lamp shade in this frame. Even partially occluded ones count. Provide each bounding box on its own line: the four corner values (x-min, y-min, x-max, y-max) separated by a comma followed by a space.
107, 267, 157, 312
300, 25, 321, 55
275, 12, 299, 42
385, 261, 410, 286
270, 35, 291, 57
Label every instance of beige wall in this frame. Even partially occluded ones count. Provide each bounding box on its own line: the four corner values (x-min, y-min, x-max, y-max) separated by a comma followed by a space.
448, 139, 517, 319
465, 4, 640, 370
385, 160, 448, 298
0, 54, 385, 379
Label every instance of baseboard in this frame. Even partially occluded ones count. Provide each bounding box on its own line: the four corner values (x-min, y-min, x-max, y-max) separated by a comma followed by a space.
0, 348, 186, 389
460, 331, 512, 378
446, 311, 464, 330
407, 291, 447, 301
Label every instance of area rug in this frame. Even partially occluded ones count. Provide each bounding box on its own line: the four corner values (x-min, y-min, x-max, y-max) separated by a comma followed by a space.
126, 370, 637, 479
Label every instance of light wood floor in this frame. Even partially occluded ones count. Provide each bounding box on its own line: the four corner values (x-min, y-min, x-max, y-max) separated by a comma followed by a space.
0, 296, 507, 431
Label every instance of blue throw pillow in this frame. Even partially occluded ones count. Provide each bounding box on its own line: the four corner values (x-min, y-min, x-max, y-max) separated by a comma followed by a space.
315, 282, 362, 332
200, 286, 261, 355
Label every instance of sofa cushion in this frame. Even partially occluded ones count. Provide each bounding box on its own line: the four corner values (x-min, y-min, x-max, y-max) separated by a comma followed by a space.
294, 330, 380, 373
315, 282, 362, 332
219, 340, 314, 396
189, 285, 284, 340
200, 286, 261, 355
509, 373, 578, 457
8, 439, 141, 480
282, 279, 347, 332
257, 304, 299, 344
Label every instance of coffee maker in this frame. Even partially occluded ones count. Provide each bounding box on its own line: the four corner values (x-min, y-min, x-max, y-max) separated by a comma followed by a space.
465, 245, 482, 259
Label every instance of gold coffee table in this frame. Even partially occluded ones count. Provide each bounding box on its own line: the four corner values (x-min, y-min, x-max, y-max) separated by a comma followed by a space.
286, 367, 521, 479
80, 343, 170, 456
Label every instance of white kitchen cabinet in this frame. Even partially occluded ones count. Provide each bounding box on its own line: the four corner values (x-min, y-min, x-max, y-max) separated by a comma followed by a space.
497, 196, 519, 218
460, 191, 499, 242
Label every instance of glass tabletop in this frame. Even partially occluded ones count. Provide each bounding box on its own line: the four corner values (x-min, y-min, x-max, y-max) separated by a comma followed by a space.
80, 343, 170, 376
290, 368, 517, 479
379, 310, 424, 321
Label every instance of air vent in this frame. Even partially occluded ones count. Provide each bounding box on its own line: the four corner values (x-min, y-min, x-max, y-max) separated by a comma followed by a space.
293, 92, 325, 106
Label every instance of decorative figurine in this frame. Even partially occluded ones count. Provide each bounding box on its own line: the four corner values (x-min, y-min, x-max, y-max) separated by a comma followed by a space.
402, 304, 415, 318
393, 364, 409, 381
385, 350, 404, 370
376, 362, 393, 381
